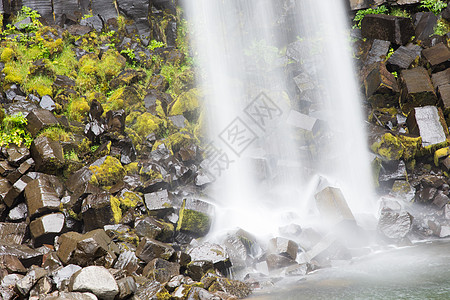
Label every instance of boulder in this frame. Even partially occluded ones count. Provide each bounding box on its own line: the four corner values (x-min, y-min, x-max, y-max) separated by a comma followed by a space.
414, 12, 438, 42
422, 43, 450, 67
186, 260, 214, 282
268, 237, 298, 261
208, 277, 252, 299
400, 67, 438, 112
361, 14, 414, 45
0, 243, 43, 268
3, 175, 32, 207
117, 277, 137, 299
365, 39, 390, 65
407, 106, 447, 147
69, 266, 119, 300
265, 254, 297, 271
0, 222, 27, 245
363, 62, 400, 107
176, 198, 214, 238
188, 243, 231, 272
439, 84, 450, 114
142, 258, 180, 283
432, 68, 450, 89
15, 267, 47, 296
315, 187, 355, 225
81, 192, 116, 231
386, 44, 421, 72
29, 213, 65, 243
378, 210, 413, 241
52, 264, 82, 290
144, 190, 175, 218
25, 177, 61, 218
26, 109, 59, 137
114, 251, 139, 275
135, 237, 175, 263
30, 136, 64, 174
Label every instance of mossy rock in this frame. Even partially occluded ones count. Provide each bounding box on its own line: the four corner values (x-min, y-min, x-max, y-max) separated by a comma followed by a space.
109, 69, 147, 90
106, 86, 141, 112
99, 49, 126, 79
371, 132, 422, 161
176, 199, 212, 237
0, 48, 15, 63
151, 132, 195, 154
126, 111, 163, 137
169, 88, 202, 119
89, 155, 126, 187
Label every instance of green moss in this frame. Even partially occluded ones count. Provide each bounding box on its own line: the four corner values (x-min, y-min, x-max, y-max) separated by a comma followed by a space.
52, 43, 77, 77
110, 196, 122, 223
371, 133, 422, 161
127, 112, 162, 137
125, 162, 139, 175
176, 199, 211, 236
169, 88, 201, 116
1, 48, 15, 62
37, 126, 73, 142
99, 49, 126, 79
89, 156, 126, 187
24, 74, 54, 97
105, 86, 141, 112
152, 132, 194, 153
68, 97, 90, 122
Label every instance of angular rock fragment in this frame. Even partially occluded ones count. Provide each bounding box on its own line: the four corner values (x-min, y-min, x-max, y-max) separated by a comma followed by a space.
433, 191, 449, 209
15, 267, 47, 297
387, 44, 421, 72
144, 189, 174, 218
407, 106, 447, 147
29, 213, 65, 243
0, 222, 27, 244
365, 39, 390, 65
135, 280, 170, 300
305, 234, 351, 266
286, 109, 322, 133
30, 136, 64, 174
26, 109, 59, 137
188, 243, 231, 272
0, 178, 12, 202
177, 198, 214, 238
114, 251, 139, 275
69, 266, 119, 300
414, 12, 438, 42
422, 43, 450, 67
268, 237, 299, 261
6, 158, 34, 183
52, 264, 82, 290
315, 187, 355, 225
361, 14, 414, 45
3, 175, 32, 207
142, 258, 180, 283
363, 62, 400, 107
266, 254, 297, 271
25, 177, 61, 218
117, 276, 137, 299
400, 67, 438, 112
431, 68, 450, 89
186, 260, 214, 282
81, 192, 116, 231
438, 84, 450, 114
0, 243, 43, 268
136, 237, 175, 264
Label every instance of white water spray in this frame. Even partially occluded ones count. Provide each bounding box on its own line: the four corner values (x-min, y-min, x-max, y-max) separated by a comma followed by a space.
183, 0, 375, 237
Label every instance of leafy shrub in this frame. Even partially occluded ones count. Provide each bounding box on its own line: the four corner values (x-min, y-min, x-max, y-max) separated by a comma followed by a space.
420, 0, 447, 15
353, 5, 389, 29
0, 112, 33, 147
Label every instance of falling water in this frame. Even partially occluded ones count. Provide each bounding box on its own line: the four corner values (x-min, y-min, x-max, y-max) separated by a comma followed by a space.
183, 0, 375, 237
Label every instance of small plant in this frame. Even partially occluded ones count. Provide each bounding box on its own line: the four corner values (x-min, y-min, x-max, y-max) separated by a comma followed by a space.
0, 112, 33, 148
148, 39, 165, 51
433, 18, 450, 36
386, 47, 395, 60
64, 149, 79, 161
420, 0, 447, 15
120, 48, 135, 60
16, 6, 42, 32
390, 7, 411, 18
353, 5, 389, 29
81, 13, 93, 20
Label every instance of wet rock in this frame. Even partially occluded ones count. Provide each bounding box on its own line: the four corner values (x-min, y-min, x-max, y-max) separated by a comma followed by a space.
363, 62, 399, 107
25, 177, 61, 218
84, 119, 106, 142
135, 280, 170, 300
284, 263, 308, 277
304, 234, 351, 266
80, 15, 103, 32
144, 190, 174, 218
0, 223, 27, 244
29, 213, 65, 243
432, 191, 449, 209
134, 216, 165, 240
186, 260, 214, 282
387, 44, 421, 72
422, 43, 450, 67
105, 109, 125, 133
177, 198, 214, 238
266, 254, 297, 271
169, 251, 191, 270
378, 210, 413, 241
40, 95, 56, 111
109, 69, 146, 90
361, 14, 414, 45
0, 254, 26, 273
30, 136, 64, 174
52, 264, 82, 290
439, 84, 450, 113
6, 158, 34, 183
365, 39, 390, 65
286, 109, 322, 133
114, 250, 139, 275
117, 276, 137, 299
0, 178, 12, 202
400, 67, 438, 112
148, 74, 168, 92
135, 237, 175, 263
3, 175, 32, 207
0, 243, 43, 268
169, 115, 187, 129
208, 277, 251, 298
142, 258, 180, 283
414, 12, 438, 42
391, 180, 415, 201
188, 243, 231, 272
15, 267, 47, 296
417, 187, 437, 203
54, 75, 76, 90
69, 266, 119, 300
29, 275, 52, 297
268, 237, 298, 261
6, 145, 30, 167
315, 187, 355, 225
0, 161, 14, 177
407, 106, 447, 147
81, 192, 115, 231
26, 109, 59, 137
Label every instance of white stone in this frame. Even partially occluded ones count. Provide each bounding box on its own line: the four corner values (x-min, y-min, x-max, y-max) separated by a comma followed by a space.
69, 266, 119, 300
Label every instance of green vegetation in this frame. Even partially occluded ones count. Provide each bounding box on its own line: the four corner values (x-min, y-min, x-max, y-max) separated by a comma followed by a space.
0, 112, 33, 148
433, 18, 450, 36
353, 5, 389, 28
420, 0, 448, 15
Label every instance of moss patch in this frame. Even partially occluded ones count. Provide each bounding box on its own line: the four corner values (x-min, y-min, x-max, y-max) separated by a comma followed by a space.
89, 156, 126, 187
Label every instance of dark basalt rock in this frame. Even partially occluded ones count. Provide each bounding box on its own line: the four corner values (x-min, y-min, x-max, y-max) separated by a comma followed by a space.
414, 12, 438, 42
80, 15, 103, 32
422, 43, 450, 67
361, 14, 414, 46
3, 175, 32, 208
29, 213, 65, 244
109, 69, 147, 89
6, 158, 33, 184
135, 237, 175, 263
176, 198, 214, 238
106, 109, 126, 133
30, 136, 65, 174
407, 106, 447, 147
365, 39, 390, 66
363, 62, 400, 108
7, 202, 28, 221
0, 178, 12, 202
186, 260, 214, 282
387, 44, 421, 73
117, 276, 137, 299
265, 253, 296, 271
6, 145, 30, 168
26, 109, 59, 137
400, 67, 438, 113
0, 243, 43, 268
208, 277, 252, 299
81, 192, 115, 231
144, 189, 175, 218
114, 250, 139, 275
25, 177, 61, 219
142, 258, 180, 283
188, 243, 231, 272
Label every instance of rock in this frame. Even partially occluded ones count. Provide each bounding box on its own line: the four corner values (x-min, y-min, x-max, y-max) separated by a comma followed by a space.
363, 62, 399, 107
105, 109, 126, 133
440, 225, 450, 238
114, 250, 139, 275
3, 175, 32, 207
134, 216, 164, 240
6, 145, 30, 167
30, 136, 64, 174
439, 84, 450, 114
135, 280, 170, 300
433, 191, 449, 209
188, 243, 231, 272
117, 277, 137, 299
177, 198, 214, 238
414, 12, 438, 42
304, 234, 351, 266
142, 258, 180, 283
400, 67, 438, 112
29, 276, 52, 297
52, 264, 82, 290
407, 106, 447, 147
0, 161, 14, 177
0, 254, 26, 273
144, 190, 175, 218
0, 222, 27, 244
54, 75, 76, 89
69, 266, 119, 300
284, 263, 308, 277
6, 158, 34, 183
390, 180, 415, 202
25, 177, 61, 218
208, 277, 251, 299
266, 254, 297, 271
378, 210, 413, 241
135, 237, 175, 263
387, 44, 421, 72
15, 267, 47, 296
422, 43, 450, 67
361, 14, 414, 45
268, 237, 298, 261
29, 213, 65, 243
286, 109, 322, 133
26, 109, 59, 137
315, 187, 355, 225
109, 70, 146, 90
169, 115, 187, 129
40, 292, 98, 300
81, 192, 115, 231
80, 15, 103, 32
379, 160, 407, 184
365, 39, 390, 65
40, 95, 56, 111
186, 260, 214, 282
0, 178, 12, 202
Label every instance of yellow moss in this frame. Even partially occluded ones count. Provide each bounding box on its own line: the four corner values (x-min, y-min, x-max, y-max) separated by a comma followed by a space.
151, 132, 193, 153
68, 98, 90, 122
125, 162, 139, 175
169, 88, 202, 116
139, 166, 163, 180
110, 196, 122, 223
1, 48, 15, 62
99, 49, 126, 78
119, 191, 142, 207
89, 156, 126, 187
371, 133, 422, 161
434, 147, 450, 166
38, 127, 73, 142
129, 112, 162, 136
24, 75, 54, 97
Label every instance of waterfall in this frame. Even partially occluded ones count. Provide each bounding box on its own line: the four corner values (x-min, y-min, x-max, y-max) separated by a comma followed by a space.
183, 0, 376, 237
